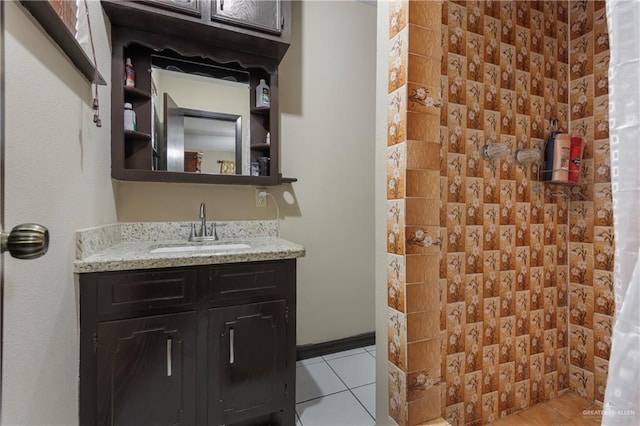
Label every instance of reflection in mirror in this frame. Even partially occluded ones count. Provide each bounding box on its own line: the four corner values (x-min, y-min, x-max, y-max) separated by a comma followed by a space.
150, 56, 251, 175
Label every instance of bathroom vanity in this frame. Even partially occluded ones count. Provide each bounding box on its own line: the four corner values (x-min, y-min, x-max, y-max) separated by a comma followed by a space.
74, 222, 304, 425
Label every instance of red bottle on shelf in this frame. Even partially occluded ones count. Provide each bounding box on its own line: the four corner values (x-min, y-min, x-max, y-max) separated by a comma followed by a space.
569, 136, 583, 183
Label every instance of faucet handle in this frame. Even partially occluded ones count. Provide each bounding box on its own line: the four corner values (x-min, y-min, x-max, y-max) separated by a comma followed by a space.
210, 222, 227, 240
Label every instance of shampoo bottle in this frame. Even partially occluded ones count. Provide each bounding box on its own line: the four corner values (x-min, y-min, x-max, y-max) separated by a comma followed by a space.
124, 58, 135, 88
568, 136, 583, 183
255, 79, 270, 109
542, 120, 561, 181
551, 133, 571, 182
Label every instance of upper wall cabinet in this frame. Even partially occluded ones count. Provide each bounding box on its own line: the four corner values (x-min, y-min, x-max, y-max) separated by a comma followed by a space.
101, 0, 293, 186
142, 0, 202, 17
212, 0, 283, 34
102, 0, 290, 65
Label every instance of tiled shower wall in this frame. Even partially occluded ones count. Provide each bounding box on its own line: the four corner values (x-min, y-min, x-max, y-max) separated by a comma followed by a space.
387, 1, 444, 425
566, 0, 613, 403
439, 1, 572, 423
386, 1, 612, 425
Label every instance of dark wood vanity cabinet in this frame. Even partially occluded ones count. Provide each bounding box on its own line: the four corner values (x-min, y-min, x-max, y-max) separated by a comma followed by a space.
79, 260, 296, 426
208, 300, 289, 424
96, 312, 198, 425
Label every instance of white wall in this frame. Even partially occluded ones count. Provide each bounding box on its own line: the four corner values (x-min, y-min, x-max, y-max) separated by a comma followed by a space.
278, 0, 377, 344
375, 1, 390, 422
2, 1, 117, 424
116, 0, 378, 345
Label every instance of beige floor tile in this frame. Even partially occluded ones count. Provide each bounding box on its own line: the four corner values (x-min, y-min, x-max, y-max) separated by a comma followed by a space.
490, 414, 529, 425
559, 416, 601, 425
512, 403, 571, 426
546, 392, 593, 418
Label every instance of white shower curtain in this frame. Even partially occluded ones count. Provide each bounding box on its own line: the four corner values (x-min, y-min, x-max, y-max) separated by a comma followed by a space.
603, 1, 640, 425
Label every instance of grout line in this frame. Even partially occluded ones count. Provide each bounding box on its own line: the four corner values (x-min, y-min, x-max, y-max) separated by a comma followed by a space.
349, 387, 376, 422
296, 346, 376, 421
296, 388, 350, 405
324, 348, 376, 422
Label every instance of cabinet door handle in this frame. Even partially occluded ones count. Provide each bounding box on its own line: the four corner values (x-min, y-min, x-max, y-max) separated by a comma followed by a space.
220, 0, 224, 11
229, 328, 235, 364
167, 337, 172, 377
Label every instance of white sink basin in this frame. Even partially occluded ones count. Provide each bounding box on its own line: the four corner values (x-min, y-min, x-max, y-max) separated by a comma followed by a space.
150, 243, 251, 254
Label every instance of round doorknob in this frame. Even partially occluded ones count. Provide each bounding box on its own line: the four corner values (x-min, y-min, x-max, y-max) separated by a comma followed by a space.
1, 223, 49, 259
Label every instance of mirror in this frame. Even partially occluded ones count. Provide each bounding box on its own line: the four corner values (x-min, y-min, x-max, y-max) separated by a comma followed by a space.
150, 56, 251, 175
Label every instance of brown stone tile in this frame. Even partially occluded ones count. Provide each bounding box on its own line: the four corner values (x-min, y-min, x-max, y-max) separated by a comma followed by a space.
408, 54, 441, 85
407, 337, 440, 372
389, 361, 408, 425
407, 83, 442, 115
415, 417, 450, 426
406, 282, 440, 313
407, 367, 441, 402
406, 140, 441, 170
408, 0, 442, 31
405, 226, 441, 254
406, 254, 439, 284
406, 198, 440, 226
558, 416, 600, 426
389, 308, 407, 370
407, 311, 440, 342
490, 414, 529, 426
406, 169, 440, 199
546, 392, 593, 418
389, 0, 407, 39
409, 25, 441, 59
407, 112, 441, 143
408, 389, 441, 425
512, 403, 570, 426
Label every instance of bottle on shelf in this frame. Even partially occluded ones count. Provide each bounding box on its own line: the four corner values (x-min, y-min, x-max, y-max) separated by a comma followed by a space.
568, 135, 584, 183
255, 79, 270, 109
124, 58, 135, 88
551, 133, 571, 182
542, 118, 561, 181
124, 103, 136, 132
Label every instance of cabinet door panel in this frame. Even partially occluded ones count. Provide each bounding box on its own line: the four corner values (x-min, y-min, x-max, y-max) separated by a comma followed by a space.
208, 300, 287, 424
213, 0, 282, 34
97, 312, 196, 426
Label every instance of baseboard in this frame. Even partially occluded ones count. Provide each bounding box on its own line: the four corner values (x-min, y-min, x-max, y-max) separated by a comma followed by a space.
296, 332, 375, 360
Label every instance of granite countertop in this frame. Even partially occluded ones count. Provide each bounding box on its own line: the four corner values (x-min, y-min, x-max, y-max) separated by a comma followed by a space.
73, 221, 305, 273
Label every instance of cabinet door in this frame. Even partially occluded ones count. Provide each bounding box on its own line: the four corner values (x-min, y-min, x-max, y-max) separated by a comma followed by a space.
212, 0, 282, 34
96, 312, 196, 426
208, 300, 288, 424
141, 0, 202, 17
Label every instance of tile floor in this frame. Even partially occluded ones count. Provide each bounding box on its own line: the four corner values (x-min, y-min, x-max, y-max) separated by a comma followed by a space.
491, 391, 602, 426
295, 345, 376, 426
296, 348, 598, 426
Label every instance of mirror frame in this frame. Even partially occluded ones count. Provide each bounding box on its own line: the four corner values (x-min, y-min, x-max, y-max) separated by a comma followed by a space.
110, 27, 282, 186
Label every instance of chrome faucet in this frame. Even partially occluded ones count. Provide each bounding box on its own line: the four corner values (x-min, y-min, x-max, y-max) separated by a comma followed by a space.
189, 202, 217, 242
199, 203, 208, 237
